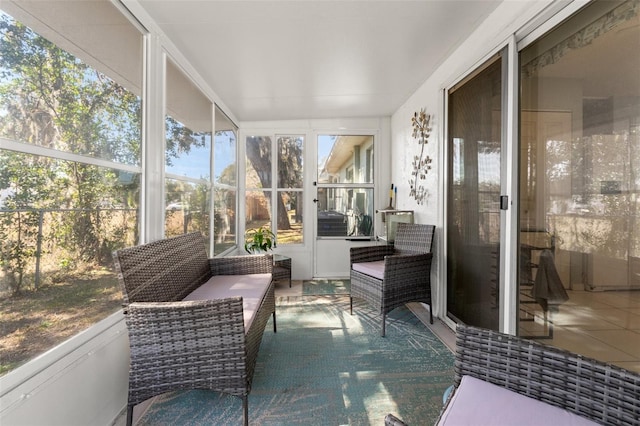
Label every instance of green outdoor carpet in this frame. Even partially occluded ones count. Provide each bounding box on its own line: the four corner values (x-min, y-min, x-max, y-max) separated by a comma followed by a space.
302, 279, 351, 295
137, 296, 455, 426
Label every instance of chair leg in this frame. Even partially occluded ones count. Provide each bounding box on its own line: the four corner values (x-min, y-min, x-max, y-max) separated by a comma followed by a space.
272, 311, 277, 333
350, 296, 353, 314
242, 396, 249, 426
126, 405, 134, 426
381, 312, 386, 337
429, 304, 433, 324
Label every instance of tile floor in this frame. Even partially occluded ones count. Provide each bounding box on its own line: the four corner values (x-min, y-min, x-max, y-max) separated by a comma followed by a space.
520, 289, 640, 373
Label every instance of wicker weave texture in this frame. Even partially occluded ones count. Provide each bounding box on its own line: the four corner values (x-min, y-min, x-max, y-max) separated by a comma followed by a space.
394, 223, 435, 254
245, 280, 276, 390
349, 244, 395, 265
126, 298, 248, 404
272, 256, 291, 286
350, 223, 435, 335
210, 254, 273, 276
351, 253, 432, 313
454, 324, 640, 426
113, 232, 211, 304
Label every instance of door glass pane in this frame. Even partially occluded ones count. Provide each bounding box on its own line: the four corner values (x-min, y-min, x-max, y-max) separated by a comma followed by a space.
246, 136, 272, 188
277, 136, 303, 188
277, 190, 303, 243
246, 189, 272, 232
316, 134, 375, 241
519, 0, 640, 371
277, 136, 304, 244
447, 56, 502, 331
316, 187, 374, 237
318, 135, 374, 184
246, 135, 304, 245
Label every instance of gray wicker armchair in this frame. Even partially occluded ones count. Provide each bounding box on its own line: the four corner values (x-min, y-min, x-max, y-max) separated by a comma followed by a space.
350, 223, 435, 336
448, 324, 640, 425
385, 324, 640, 425
113, 232, 275, 426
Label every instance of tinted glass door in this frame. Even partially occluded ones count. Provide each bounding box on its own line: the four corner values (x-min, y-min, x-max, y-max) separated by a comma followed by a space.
518, 0, 640, 369
447, 55, 503, 331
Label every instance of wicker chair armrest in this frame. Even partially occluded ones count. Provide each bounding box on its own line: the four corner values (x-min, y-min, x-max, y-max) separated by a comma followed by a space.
209, 254, 273, 275
383, 253, 432, 278
127, 298, 247, 347
454, 324, 640, 425
125, 298, 248, 404
350, 245, 395, 265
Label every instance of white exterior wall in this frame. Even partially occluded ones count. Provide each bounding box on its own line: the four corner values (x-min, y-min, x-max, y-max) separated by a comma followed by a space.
390, 0, 559, 318
0, 313, 129, 425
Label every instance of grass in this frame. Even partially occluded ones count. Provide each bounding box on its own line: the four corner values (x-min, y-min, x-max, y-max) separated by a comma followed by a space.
0, 220, 302, 376
0, 268, 123, 376
245, 220, 303, 246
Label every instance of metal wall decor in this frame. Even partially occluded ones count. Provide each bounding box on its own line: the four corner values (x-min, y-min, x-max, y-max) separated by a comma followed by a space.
408, 108, 432, 204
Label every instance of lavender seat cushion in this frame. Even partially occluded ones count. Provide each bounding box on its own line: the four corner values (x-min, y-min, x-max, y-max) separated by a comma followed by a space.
352, 260, 385, 280
183, 273, 272, 331
438, 375, 599, 426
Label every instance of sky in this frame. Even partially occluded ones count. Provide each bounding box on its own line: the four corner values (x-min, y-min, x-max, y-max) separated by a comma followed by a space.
166, 132, 236, 181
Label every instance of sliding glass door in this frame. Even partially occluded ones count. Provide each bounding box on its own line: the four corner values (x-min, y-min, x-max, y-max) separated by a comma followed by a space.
446, 55, 503, 331
517, 0, 640, 370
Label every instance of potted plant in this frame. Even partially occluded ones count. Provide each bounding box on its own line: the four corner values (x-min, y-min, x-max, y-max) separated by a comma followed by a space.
244, 226, 277, 253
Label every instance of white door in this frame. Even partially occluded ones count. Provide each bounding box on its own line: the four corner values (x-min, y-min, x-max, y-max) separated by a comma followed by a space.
314, 134, 376, 277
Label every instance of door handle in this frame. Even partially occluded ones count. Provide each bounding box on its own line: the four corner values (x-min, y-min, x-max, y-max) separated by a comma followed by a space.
313, 199, 318, 203
500, 195, 509, 210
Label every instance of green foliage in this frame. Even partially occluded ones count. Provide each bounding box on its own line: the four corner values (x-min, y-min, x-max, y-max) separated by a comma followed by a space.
186, 182, 211, 237
0, 13, 142, 294
58, 257, 74, 271
214, 130, 237, 186
244, 227, 276, 253
0, 151, 55, 294
217, 163, 236, 186
165, 116, 208, 167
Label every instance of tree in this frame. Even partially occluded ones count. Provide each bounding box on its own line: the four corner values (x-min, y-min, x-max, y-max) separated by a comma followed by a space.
165, 116, 207, 168
0, 151, 55, 294
0, 13, 142, 274
246, 136, 303, 231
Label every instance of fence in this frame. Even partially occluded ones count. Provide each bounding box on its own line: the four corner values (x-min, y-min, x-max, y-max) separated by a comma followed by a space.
0, 207, 138, 293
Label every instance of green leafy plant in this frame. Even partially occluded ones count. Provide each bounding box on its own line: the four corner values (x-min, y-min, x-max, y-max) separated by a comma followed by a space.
244, 227, 276, 253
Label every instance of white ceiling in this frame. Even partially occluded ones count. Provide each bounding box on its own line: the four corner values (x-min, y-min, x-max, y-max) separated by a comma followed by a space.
134, 0, 502, 122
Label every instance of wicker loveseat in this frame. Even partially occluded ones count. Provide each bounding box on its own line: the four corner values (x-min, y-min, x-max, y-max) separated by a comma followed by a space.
113, 232, 276, 426
386, 324, 640, 425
